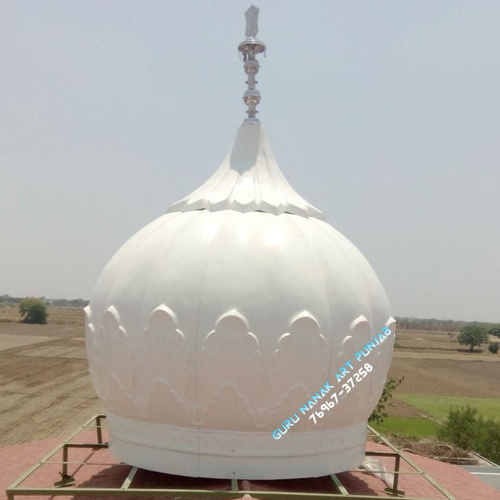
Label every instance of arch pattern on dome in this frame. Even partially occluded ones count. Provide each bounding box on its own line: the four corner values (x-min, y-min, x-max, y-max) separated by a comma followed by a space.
87, 302, 395, 433
362, 315, 396, 408
386, 316, 396, 331
86, 304, 195, 424
349, 315, 370, 334
85, 305, 130, 405
317, 314, 396, 428
135, 305, 194, 425
198, 310, 262, 429
344, 315, 375, 421
270, 311, 328, 418
98, 307, 139, 417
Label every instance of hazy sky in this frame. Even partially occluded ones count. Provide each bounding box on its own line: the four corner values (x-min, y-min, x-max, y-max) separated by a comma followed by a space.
1, 1, 499, 322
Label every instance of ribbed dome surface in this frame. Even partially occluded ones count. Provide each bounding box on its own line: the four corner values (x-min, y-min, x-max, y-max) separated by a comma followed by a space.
85, 120, 394, 479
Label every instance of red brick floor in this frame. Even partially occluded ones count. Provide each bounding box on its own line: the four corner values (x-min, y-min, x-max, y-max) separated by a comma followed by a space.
1, 431, 499, 500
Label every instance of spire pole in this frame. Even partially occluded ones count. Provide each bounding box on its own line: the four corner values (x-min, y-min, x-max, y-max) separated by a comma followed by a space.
238, 5, 266, 124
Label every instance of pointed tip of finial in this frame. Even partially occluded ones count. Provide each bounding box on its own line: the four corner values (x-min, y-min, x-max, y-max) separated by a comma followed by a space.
239, 6, 265, 123
245, 5, 260, 38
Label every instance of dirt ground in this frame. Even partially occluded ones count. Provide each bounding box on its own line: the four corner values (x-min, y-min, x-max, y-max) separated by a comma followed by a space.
395, 329, 500, 357
0, 308, 498, 444
0, 306, 102, 446
390, 329, 500, 397
388, 329, 500, 416
389, 356, 500, 398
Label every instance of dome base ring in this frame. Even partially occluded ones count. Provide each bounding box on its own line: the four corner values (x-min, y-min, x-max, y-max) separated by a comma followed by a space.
107, 413, 367, 479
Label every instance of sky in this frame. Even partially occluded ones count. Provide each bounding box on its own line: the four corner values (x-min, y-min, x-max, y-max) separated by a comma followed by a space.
1, 1, 499, 323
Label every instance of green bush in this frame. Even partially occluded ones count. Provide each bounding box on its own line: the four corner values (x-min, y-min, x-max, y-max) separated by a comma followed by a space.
489, 342, 499, 354
439, 404, 500, 464
438, 404, 478, 449
18, 297, 48, 324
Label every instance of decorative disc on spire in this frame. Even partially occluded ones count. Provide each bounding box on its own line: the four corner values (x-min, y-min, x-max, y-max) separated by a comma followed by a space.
238, 5, 266, 124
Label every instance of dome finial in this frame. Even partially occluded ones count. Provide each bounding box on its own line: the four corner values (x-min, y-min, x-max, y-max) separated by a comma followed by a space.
238, 5, 266, 125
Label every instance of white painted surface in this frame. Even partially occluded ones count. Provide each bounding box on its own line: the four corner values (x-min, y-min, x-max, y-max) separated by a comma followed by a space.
86, 122, 394, 478
167, 124, 327, 220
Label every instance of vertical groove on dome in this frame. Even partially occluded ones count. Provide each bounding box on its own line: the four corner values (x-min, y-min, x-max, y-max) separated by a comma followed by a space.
101, 212, 184, 325
285, 215, 335, 384
310, 218, 389, 328
190, 209, 232, 468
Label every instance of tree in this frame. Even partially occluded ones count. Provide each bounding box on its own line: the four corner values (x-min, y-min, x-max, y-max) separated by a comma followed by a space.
489, 342, 499, 354
19, 297, 48, 324
457, 324, 488, 352
489, 326, 500, 338
369, 376, 404, 424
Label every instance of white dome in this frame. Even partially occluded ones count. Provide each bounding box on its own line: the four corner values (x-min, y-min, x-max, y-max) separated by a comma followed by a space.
85, 122, 394, 479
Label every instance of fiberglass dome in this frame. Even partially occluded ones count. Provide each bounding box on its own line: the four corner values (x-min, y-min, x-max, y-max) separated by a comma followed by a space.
85, 5, 394, 480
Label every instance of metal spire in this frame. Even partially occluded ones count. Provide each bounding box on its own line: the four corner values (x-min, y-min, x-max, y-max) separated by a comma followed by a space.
238, 5, 266, 124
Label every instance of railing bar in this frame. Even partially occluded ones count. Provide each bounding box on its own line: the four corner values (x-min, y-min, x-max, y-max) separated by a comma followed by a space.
5, 417, 454, 500
354, 470, 424, 475
5, 487, 436, 499
96, 415, 103, 444
44, 461, 129, 466
121, 466, 138, 490
39, 461, 423, 475
330, 474, 349, 496
367, 424, 456, 500
65, 443, 108, 448
6, 414, 102, 489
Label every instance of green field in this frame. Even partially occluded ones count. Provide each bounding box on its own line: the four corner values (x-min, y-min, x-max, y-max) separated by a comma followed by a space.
371, 394, 500, 438
371, 416, 441, 437
396, 394, 500, 422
